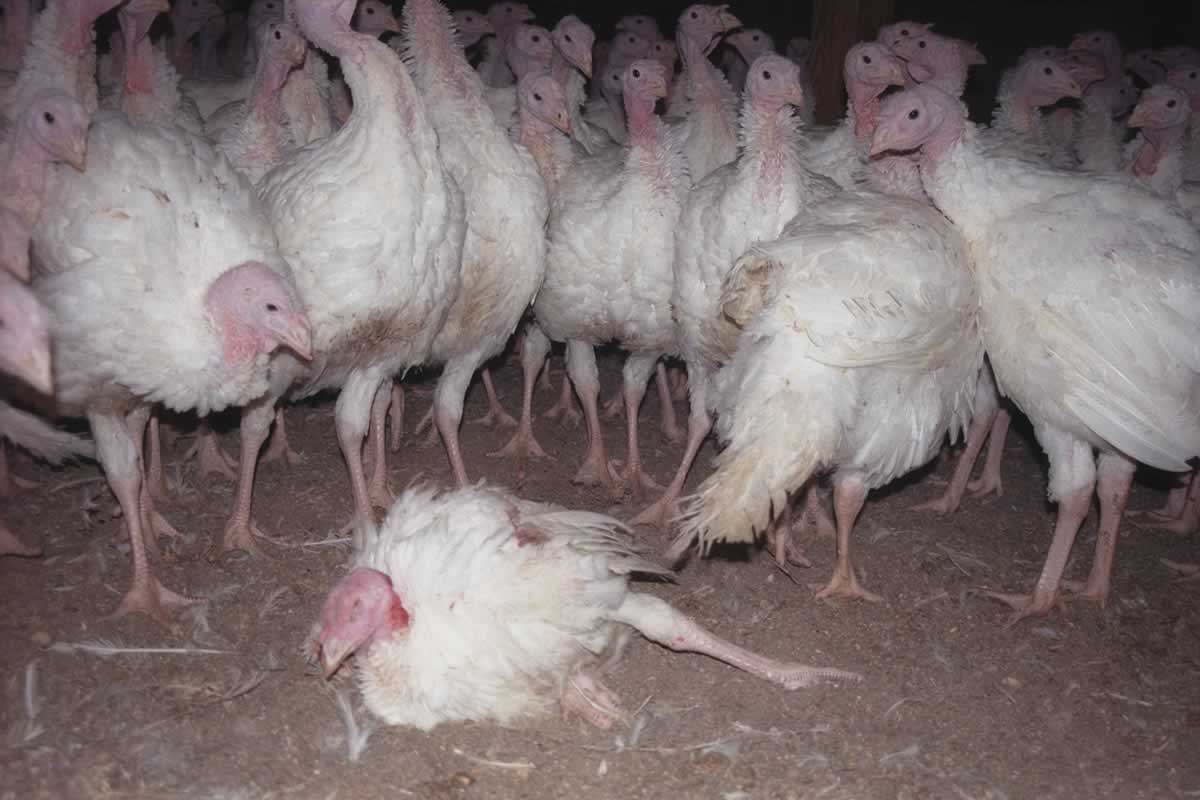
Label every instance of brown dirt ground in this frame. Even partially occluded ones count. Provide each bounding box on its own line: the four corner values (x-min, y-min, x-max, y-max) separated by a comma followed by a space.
2, 348, 1199, 800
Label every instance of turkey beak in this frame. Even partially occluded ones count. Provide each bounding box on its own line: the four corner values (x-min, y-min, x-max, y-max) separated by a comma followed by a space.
782, 82, 806, 108
906, 61, 935, 83
868, 125, 904, 157
319, 640, 350, 679
273, 312, 313, 361
380, 14, 401, 34
717, 7, 741, 33
885, 58, 909, 87
648, 75, 669, 99
64, 136, 88, 173
1126, 103, 1155, 129
15, 344, 54, 398
551, 108, 571, 133
1061, 78, 1082, 100
577, 51, 593, 79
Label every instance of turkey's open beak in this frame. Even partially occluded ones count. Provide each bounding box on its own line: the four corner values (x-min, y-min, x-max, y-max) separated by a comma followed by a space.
716, 7, 741, 33
273, 312, 313, 361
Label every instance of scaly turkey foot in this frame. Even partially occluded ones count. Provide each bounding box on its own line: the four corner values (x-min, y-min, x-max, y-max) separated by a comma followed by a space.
1161, 559, 1200, 581
560, 670, 626, 730
106, 574, 199, 627
1140, 511, 1200, 536
543, 381, 582, 426
262, 428, 304, 467
669, 368, 688, 402
611, 459, 663, 499
659, 416, 683, 445
967, 472, 1002, 498
0, 523, 40, 557
218, 519, 268, 557
571, 452, 621, 494
767, 523, 812, 569
413, 408, 440, 448
186, 431, 239, 480
910, 491, 960, 514
471, 399, 518, 429
815, 568, 883, 603
982, 588, 1062, 626
600, 391, 623, 420
1060, 578, 1111, 609
630, 493, 679, 530
489, 425, 552, 463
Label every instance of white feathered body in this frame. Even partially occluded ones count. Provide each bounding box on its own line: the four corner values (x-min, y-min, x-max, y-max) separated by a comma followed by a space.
258, 37, 461, 397
0, 400, 93, 462
922, 131, 1200, 497
351, 484, 665, 730
681, 190, 981, 546
32, 111, 300, 416
671, 60, 738, 184
2, 0, 101, 123
537, 120, 688, 355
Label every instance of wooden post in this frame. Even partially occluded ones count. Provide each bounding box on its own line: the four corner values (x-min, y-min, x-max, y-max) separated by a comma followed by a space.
809, 0, 895, 124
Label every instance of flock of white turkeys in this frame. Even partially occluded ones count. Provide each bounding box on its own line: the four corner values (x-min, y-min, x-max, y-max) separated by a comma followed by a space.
1, 0, 1199, 731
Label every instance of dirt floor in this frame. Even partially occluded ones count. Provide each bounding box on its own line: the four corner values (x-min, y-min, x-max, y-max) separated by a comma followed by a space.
2, 349, 1199, 800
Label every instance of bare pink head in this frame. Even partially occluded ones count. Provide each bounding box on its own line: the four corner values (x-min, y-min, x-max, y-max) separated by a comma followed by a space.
1019, 45, 1064, 64
507, 23, 554, 79
293, 0, 355, 52
609, 29, 651, 67
600, 64, 623, 103
676, 4, 741, 53
870, 83, 965, 165
727, 27, 775, 65
352, 0, 399, 36
552, 15, 593, 77
1128, 83, 1190, 130
1011, 56, 1082, 106
0, 270, 53, 396
622, 58, 668, 102
1167, 65, 1200, 112
844, 41, 908, 94
317, 567, 410, 678
18, 90, 90, 172
615, 14, 659, 43
1125, 49, 1166, 87
1068, 30, 1122, 76
1157, 46, 1200, 70
517, 71, 570, 133
745, 53, 804, 110
486, 1, 533, 34
171, 0, 224, 43
119, 0, 170, 49
205, 262, 312, 363
892, 30, 985, 96
452, 9, 493, 47
259, 20, 307, 68
651, 38, 677, 72
877, 20, 932, 50
1059, 49, 1106, 92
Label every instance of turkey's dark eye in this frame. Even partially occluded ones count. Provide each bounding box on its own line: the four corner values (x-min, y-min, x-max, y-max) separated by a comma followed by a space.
632, 68, 641, 78
900, 28, 909, 36
1168, 99, 1177, 108
762, 69, 771, 80
43, 111, 55, 124
531, 34, 540, 42
752, 34, 759, 42
533, 92, 542, 101
366, 6, 374, 13
690, 10, 698, 19
265, 303, 279, 312
863, 54, 872, 64
908, 108, 919, 119
265, 2, 273, 7
655, 44, 662, 52
564, 34, 572, 43
917, 40, 926, 49
1191, 71, 1198, 80
1092, 36, 1100, 43
628, 36, 635, 44
1043, 66, 1052, 75
505, 6, 512, 13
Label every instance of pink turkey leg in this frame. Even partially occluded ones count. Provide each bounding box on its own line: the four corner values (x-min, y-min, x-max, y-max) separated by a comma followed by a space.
967, 408, 1009, 496
472, 368, 517, 428
365, 382, 395, 507
0, 521, 40, 557
0, 441, 38, 496
631, 407, 710, 529
1063, 456, 1133, 607
186, 418, 239, 480
816, 477, 882, 603
262, 409, 304, 465
388, 382, 405, 452
911, 407, 997, 514
654, 361, 682, 443
543, 371, 581, 425
613, 593, 863, 689
491, 327, 552, 464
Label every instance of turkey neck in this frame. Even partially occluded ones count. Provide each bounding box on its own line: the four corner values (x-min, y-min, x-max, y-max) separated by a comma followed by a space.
1131, 123, 1185, 180
992, 71, 1045, 135
0, 130, 55, 227
518, 111, 561, 189
742, 99, 799, 202
118, 11, 157, 101
247, 46, 296, 122
847, 79, 887, 141
9, 0, 115, 116
624, 91, 661, 155
918, 123, 1008, 243
0, 0, 31, 70
403, 0, 482, 102
678, 34, 722, 105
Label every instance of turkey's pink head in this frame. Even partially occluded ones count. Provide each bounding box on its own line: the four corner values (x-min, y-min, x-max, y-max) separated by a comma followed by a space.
1068, 30, 1121, 73
22, 91, 89, 172
746, 54, 804, 110
261, 21, 307, 67
876, 20, 931, 50
615, 14, 659, 43
1167, 66, 1200, 112
317, 567, 409, 678
1014, 57, 1082, 106
844, 42, 907, 95
1125, 49, 1166, 87
871, 84, 963, 161
518, 72, 570, 133
651, 38, 678, 71
552, 15, 593, 78
676, 4, 741, 52
119, 0, 170, 48
1157, 46, 1200, 70
172, 0, 224, 43
623, 59, 668, 101
601, 66, 623, 101
452, 9, 494, 48
892, 31, 985, 91
0, 271, 53, 396
206, 262, 312, 363
1114, 76, 1140, 117
1060, 50, 1105, 93
487, 1, 534, 33
352, 0, 399, 36
508, 24, 554, 78
1128, 83, 1190, 130
609, 30, 650, 65
727, 28, 774, 65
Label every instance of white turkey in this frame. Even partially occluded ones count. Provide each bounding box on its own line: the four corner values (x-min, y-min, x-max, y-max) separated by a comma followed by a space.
481, 21, 554, 132
889, 28, 986, 99
870, 84, 1200, 622
536, 60, 688, 495
876, 20, 931, 50
670, 4, 741, 183
1125, 49, 1166, 88
399, 0, 547, 489
668, 183, 981, 604
231, 0, 463, 553
110, 0, 205, 135
1166, 65, 1200, 182
634, 54, 835, 530
166, 0, 223, 80
33, 109, 311, 622
721, 27, 771, 94
310, 483, 861, 731
475, 1, 534, 88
